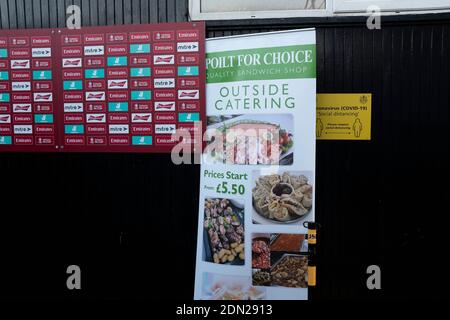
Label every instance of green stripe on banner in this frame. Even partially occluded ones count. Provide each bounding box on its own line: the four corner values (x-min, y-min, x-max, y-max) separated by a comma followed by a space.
206, 44, 316, 83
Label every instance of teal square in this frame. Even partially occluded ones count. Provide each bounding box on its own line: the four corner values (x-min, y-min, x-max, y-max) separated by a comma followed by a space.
132, 136, 153, 145
131, 90, 151, 101
107, 56, 128, 66
108, 102, 129, 112
35, 114, 54, 124
178, 112, 200, 122
32, 70, 52, 80
65, 124, 84, 134
130, 44, 151, 54
178, 66, 199, 76
85, 69, 105, 79
0, 136, 12, 145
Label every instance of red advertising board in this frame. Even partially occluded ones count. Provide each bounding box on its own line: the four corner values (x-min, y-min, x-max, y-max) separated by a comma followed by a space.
0, 21, 205, 153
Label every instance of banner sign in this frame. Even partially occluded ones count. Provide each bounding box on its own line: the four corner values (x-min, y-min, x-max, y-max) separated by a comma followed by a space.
0, 22, 205, 152
194, 29, 316, 300
316, 93, 372, 140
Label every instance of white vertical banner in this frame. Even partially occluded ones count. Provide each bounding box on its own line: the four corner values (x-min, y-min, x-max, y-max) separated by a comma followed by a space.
195, 29, 316, 300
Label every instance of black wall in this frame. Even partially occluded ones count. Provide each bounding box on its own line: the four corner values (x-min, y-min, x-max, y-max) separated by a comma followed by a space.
0, 0, 449, 300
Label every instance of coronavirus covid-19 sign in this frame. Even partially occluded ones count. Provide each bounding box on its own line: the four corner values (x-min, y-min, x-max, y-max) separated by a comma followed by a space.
0, 22, 205, 152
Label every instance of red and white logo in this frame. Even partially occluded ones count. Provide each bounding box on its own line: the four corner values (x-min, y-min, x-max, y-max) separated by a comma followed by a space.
87, 136, 107, 146
177, 54, 199, 65
129, 32, 151, 42
64, 114, 83, 123
12, 93, 32, 102
85, 91, 105, 101
155, 112, 176, 123
11, 71, 31, 81
11, 60, 30, 69
13, 104, 32, 113
130, 79, 151, 89
178, 101, 200, 111
130, 55, 151, 66
177, 30, 199, 40
154, 101, 175, 111
63, 58, 82, 68
85, 80, 106, 90
35, 136, 55, 145
13, 114, 33, 123
108, 91, 128, 101
106, 33, 127, 43
61, 35, 82, 45
153, 43, 175, 53
153, 31, 174, 41
109, 113, 129, 123
84, 34, 104, 44
62, 46, 83, 57
86, 102, 106, 112
10, 48, 30, 58
178, 90, 199, 100
131, 125, 152, 134
132, 113, 152, 123
107, 67, 128, 77
107, 79, 128, 89
107, 45, 127, 54
34, 104, 53, 113
34, 81, 53, 91
32, 59, 52, 68
153, 55, 174, 65
65, 137, 85, 145
87, 125, 106, 134
84, 57, 105, 67
154, 66, 175, 77
31, 36, 51, 46
86, 113, 106, 123
63, 69, 83, 79
10, 37, 29, 47
0, 115, 11, 123
154, 90, 175, 100
132, 103, 152, 112
178, 77, 199, 88
34, 93, 53, 102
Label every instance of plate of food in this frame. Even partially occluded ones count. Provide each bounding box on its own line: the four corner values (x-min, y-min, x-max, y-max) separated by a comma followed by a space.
252, 172, 313, 224
205, 114, 294, 165
203, 198, 245, 265
270, 254, 308, 288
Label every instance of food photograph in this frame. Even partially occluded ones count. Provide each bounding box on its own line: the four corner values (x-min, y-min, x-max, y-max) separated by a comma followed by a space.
252, 233, 308, 288
252, 235, 271, 270
203, 198, 245, 265
270, 234, 307, 253
201, 273, 266, 300
205, 114, 294, 165
270, 254, 308, 288
252, 171, 314, 225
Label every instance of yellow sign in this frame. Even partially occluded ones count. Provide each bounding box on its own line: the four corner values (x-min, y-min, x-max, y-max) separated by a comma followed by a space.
316, 94, 371, 140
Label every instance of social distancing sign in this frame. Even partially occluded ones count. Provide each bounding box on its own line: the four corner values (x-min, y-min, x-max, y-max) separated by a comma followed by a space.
316, 93, 371, 140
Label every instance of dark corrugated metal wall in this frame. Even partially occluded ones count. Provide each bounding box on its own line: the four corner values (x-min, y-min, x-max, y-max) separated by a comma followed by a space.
1, 0, 449, 299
